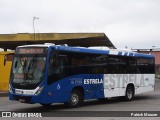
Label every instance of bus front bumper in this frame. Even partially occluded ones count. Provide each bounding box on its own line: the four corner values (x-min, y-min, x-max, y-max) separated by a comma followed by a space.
9, 90, 70, 104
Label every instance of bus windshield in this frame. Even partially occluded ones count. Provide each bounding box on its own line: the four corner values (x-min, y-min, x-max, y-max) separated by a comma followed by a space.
11, 54, 46, 89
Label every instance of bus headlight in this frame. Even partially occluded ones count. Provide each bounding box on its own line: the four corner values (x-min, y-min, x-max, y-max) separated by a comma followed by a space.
34, 86, 44, 95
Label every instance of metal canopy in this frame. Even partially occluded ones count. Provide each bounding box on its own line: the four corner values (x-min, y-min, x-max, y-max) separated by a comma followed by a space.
0, 33, 115, 50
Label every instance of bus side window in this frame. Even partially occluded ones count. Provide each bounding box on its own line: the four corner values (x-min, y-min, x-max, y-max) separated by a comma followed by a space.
48, 51, 69, 85
48, 51, 58, 75
52, 60, 62, 74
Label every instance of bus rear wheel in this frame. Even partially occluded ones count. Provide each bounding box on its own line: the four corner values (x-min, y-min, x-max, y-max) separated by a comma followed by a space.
66, 89, 83, 108
125, 86, 134, 101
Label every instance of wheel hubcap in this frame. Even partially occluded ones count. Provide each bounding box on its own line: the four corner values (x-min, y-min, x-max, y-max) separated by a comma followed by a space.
71, 94, 79, 105
127, 89, 132, 99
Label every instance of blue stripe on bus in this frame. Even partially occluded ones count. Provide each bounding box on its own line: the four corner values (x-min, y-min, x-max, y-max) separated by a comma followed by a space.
129, 53, 134, 56
51, 46, 154, 58
118, 52, 122, 56
124, 52, 128, 56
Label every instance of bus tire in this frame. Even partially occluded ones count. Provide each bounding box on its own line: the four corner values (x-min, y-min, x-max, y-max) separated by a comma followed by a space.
40, 103, 52, 108
125, 85, 134, 101
66, 89, 83, 108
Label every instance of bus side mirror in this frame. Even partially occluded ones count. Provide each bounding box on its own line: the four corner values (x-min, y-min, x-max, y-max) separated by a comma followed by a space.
4, 55, 7, 66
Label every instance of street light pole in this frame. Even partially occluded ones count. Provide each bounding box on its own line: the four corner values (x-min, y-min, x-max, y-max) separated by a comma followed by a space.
33, 16, 39, 40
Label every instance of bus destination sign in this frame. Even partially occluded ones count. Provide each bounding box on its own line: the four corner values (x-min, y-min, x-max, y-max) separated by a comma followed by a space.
17, 48, 47, 54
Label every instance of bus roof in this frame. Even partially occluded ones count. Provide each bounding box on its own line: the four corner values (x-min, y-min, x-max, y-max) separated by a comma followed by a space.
17, 44, 155, 58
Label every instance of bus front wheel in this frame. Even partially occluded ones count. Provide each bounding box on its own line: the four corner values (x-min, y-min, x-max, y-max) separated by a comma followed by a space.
66, 89, 83, 108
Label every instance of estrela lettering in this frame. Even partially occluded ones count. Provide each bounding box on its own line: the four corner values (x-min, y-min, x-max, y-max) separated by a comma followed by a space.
84, 79, 103, 84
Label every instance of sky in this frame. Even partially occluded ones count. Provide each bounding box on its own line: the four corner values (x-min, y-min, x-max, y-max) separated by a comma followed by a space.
0, 0, 160, 49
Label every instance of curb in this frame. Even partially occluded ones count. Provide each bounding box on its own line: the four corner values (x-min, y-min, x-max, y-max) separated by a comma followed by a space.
0, 92, 9, 97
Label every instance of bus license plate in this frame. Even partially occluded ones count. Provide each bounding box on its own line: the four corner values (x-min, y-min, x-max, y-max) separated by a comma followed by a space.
15, 89, 23, 94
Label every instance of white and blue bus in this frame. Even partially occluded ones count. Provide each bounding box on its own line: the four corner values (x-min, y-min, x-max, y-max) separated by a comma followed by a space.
9, 43, 155, 107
